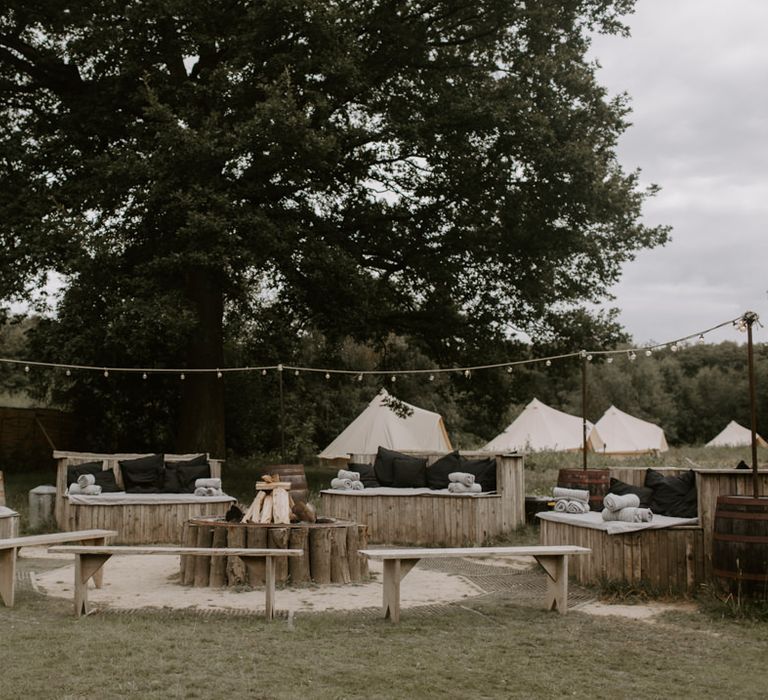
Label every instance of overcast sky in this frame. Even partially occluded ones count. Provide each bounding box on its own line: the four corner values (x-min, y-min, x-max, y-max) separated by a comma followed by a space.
589, 0, 768, 346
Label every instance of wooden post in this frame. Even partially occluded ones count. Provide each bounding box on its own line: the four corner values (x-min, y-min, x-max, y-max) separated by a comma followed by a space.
358, 525, 369, 579
268, 527, 290, 583
209, 526, 228, 587
288, 527, 311, 584
330, 527, 351, 583
309, 527, 332, 584
246, 526, 268, 585
745, 312, 760, 499
581, 353, 588, 470
346, 524, 361, 582
193, 525, 213, 587
278, 365, 286, 463
226, 525, 247, 586
181, 523, 198, 585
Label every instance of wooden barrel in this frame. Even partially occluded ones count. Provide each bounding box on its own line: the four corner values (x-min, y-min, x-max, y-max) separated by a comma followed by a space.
265, 464, 309, 503
713, 495, 768, 599
557, 468, 610, 511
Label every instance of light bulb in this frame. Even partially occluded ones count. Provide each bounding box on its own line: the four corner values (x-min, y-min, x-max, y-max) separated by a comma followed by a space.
464, 369, 470, 378
103, 369, 109, 377
294, 370, 300, 376
142, 373, 148, 380
24, 365, 29, 373
506, 367, 513, 373
357, 373, 363, 381
606, 357, 614, 364
217, 370, 222, 378
697, 334, 705, 344
180, 373, 185, 380
429, 374, 435, 381
325, 372, 330, 380
391, 375, 396, 382
261, 369, 267, 375
545, 360, 551, 367
671, 344, 678, 353
586, 354, 593, 362
65, 369, 71, 376
628, 352, 636, 362
645, 350, 652, 357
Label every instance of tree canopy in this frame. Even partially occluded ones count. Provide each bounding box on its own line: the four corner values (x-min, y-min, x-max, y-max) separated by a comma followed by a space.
0, 0, 668, 456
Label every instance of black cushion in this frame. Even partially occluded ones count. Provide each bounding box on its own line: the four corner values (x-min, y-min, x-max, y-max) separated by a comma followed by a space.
347, 462, 380, 488
607, 477, 653, 508
426, 451, 462, 490
392, 457, 427, 488
92, 469, 121, 493
163, 454, 210, 494
644, 468, 697, 518
119, 454, 165, 494
459, 456, 497, 492
373, 447, 425, 487
66, 461, 104, 487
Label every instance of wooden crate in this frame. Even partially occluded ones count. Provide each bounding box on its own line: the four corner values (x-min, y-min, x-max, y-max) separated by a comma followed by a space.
320, 452, 525, 546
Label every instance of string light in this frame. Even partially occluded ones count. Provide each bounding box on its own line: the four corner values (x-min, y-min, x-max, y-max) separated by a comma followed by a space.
429, 374, 435, 381
294, 370, 300, 376
586, 354, 593, 362
1, 313, 751, 381
606, 357, 614, 364
325, 372, 330, 380
180, 373, 185, 380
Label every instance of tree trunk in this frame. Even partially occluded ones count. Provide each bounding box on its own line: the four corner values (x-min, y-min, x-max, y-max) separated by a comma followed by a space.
175, 267, 226, 458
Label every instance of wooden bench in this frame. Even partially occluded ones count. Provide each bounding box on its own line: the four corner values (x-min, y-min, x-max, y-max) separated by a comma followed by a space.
0, 529, 117, 607
360, 545, 591, 623
48, 545, 304, 620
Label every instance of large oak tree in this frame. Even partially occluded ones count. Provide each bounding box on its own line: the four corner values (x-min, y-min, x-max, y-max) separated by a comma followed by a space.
0, 1, 667, 456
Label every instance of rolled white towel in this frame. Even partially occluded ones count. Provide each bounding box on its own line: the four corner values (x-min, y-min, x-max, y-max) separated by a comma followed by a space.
448, 472, 475, 487
554, 499, 568, 512
68, 483, 83, 495
565, 500, 590, 514
337, 469, 361, 481
194, 478, 221, 489
601, 507, 653, 523
448, 482, 482, 494
603, 493, 640, 512
552, 487, 590, 503
194, 486, 208, 497
83, 485, 102, 496
77, 473, 96, 489
330, 477, 354, 490
351, 480, 364, 490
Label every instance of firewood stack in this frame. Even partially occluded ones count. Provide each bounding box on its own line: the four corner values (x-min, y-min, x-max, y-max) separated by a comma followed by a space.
241, 474, 292, 524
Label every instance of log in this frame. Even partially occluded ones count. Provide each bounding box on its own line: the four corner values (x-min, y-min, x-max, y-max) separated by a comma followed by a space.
288, 526, 311, 584
243, 491, 266, 524
180, 521, 196, 584
193, 525, 214, 587
346, 523, 361, 582
309, 527, 332, 584
209, 525, 228, 587
259, 494, 273, 523
245, 525, 268, 585
226, 524, 247, 586
272, 488, 291, 524
268, 527, 290, 583
330, 527, 351, 584
358, 524, 369, 579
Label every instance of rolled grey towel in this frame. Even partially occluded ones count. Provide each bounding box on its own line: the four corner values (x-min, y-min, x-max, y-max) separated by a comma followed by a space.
330, 477, 353, 490
351, 480, 364, 490
448, 472, 475, 487
601, 507, 653, 523
194, 486, 208, 497
565, 500, 590, 514
194, 478, 221, 489
554, 499, 568, 512
337, 469, 361, 481
68, 483, 83, 495
603, 493, 640, 512
448, 482, 482, 494
83, 485, 102, 496
77, 473, 96, 489
552, 487, 590, 503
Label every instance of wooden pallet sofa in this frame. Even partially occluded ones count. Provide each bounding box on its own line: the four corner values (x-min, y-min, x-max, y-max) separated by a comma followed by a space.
538, 466, 768, 594
54, 451, 233, 545
320, 450, 525, 546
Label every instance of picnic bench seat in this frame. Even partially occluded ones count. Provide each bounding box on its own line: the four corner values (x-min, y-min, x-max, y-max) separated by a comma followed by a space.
0, 529, 117, 607
360, 545, 591, 623
48, 545, 304, 620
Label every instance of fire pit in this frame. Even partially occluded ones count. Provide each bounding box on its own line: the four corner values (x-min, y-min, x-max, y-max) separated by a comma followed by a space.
180, 516, 368, 588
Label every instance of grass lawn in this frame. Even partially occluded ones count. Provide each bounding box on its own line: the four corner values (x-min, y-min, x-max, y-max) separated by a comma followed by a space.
2, 583, 768, 699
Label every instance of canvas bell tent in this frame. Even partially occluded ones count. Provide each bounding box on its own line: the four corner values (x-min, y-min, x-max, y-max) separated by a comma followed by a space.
482, 398, 604, 453
706, 420, 768, 448
594, 405, 669, 455
318, 389, 452, 461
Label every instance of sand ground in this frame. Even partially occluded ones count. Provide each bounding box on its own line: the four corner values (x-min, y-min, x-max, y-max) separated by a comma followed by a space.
21, 546, 695, 621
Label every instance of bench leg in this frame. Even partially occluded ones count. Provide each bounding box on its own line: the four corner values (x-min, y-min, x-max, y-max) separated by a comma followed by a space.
534, 555, 568, 614
382, 558, 420, 623
81, 536, 109, 589
0, 547, 18, 607
265, 556, 275, 621
74, 553, 112, 617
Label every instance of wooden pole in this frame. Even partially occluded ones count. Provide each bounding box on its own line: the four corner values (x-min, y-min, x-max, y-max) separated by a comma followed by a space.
278, 365, 286, 463
581, 354, 588, 470
746, 313, 760, 499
